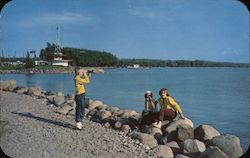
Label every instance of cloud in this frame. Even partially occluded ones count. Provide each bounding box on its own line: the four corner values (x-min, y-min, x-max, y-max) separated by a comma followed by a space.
18, 12, 92, 27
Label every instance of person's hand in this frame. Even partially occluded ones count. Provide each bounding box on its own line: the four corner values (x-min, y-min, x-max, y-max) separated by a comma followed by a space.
179, 113, 185, 120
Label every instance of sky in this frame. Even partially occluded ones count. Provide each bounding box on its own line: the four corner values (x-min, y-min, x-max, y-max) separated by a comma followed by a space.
0, 0, 249, 63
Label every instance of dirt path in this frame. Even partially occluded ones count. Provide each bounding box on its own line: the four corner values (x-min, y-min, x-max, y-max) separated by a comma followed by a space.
0, 91, 155, 158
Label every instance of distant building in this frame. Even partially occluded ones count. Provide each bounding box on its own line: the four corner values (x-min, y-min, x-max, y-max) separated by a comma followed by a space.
127, 64, 140, 69
51, 53, 71, 67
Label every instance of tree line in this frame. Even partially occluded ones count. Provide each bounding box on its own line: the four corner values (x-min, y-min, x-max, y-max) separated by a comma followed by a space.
1, 42, 249, 68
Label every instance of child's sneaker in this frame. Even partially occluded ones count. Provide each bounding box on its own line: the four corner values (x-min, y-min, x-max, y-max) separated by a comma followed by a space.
76, 122, 82, 130
152, 121, 162, 129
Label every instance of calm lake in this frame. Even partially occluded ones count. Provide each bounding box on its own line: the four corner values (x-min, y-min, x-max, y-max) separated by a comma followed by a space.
1, 67, 249, 151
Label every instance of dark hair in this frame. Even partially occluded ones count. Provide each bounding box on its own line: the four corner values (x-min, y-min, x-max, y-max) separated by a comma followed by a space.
144, 92, 153, 98
159, 88, 170, 96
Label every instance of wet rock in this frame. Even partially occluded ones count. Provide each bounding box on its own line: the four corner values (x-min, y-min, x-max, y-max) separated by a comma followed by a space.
199, 146, 228, 158
209, 134, 243, 158
152, 145, 174, 158
182, 139, 206, 158
194, 124, 220, 144
0, 80, 16, 91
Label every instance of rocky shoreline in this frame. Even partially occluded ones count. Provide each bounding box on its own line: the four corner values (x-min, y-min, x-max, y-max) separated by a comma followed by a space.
0, 80, 246, 158
0, 67, 105, 74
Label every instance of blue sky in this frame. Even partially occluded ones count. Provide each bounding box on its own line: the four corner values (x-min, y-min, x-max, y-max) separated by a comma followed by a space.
0, 0, 249, 62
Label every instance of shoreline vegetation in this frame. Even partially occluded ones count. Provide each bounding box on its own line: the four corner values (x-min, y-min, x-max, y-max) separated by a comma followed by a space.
0, 43, 249, 74
0, 80, 246, 158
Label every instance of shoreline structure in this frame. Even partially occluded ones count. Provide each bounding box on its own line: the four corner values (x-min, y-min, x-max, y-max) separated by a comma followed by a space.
0, 80, 246, 158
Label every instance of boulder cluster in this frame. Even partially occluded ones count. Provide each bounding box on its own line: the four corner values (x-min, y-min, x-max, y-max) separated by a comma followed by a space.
0, 80, 244, 158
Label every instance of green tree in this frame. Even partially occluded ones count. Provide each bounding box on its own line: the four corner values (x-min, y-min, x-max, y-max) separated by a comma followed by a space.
25, 52, 35, 68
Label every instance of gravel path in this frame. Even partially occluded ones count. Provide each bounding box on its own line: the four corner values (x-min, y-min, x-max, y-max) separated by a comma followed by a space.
0, 91, 155, 158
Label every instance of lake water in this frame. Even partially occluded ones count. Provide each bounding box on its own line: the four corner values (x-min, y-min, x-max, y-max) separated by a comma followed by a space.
1, 67, 249, 151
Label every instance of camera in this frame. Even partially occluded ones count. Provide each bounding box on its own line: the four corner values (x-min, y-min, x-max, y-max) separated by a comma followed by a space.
87, 70, 94, 74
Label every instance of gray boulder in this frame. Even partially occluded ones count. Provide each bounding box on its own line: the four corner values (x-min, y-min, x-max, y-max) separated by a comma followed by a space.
209, 134, 243, 158
130, 132, 158, 149
46, 95, 56, 103
87, 100, 103, 110
177, 124, 194, 142
183, 139, 206, 158
53, 96, 65, 107
147, 127, 163, 142
56, 104, 73, 115
26, 87, 42, 96
194, 124, 220, 144
199, 146, 228, 158
175, 154, 190, 158
152, 145, 174, 158
163, 118, 194, 142
56, 92, 64, 97
0, 80, 16, 91
121, 125, 131, 134
97, 104, 108, 110
16, 87, 28, 94
114, 121, 123, 130
166, 141, 181, 155
99, 110, 112, 120
106, 106, 119, 113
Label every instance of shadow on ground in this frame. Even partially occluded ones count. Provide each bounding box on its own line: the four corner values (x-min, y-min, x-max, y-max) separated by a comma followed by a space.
11, 112, 75, 129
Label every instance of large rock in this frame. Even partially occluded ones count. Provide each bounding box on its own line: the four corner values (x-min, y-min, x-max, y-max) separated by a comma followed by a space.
147, 127, 163, 142
199, 146, 228, 158
46, 95, 56, 103
26, 87, 42, 96
130, 132, 158, 149
99, 110, 112, 120
15, 87, 28, 94
183, 139, 206, 158
53, 96, 65, 107
120, 110, 138, 118
175, 154, 190, 158
152, 145, 174, 158
87, 100, 103, 110
194, 124, 220, 144
163, 118, 194, 142
177, 124, 194, 142
97, 104, 108, 110
209, 134, 243, 158
121, 125, 131, 134
0, 80, 16, 91
114, 121, 123, 130
106, 106, 119, 113
165, 118, 194, 134
56, 92, 64, 97
166, 141, 181, 155
56, 104, 73, 115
